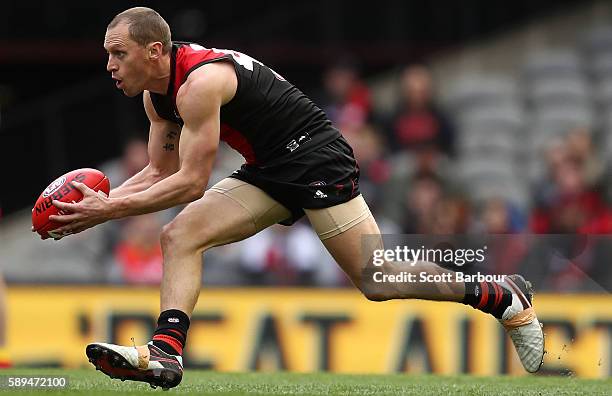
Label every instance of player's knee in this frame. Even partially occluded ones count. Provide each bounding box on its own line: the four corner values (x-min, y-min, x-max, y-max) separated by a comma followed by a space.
160, 221, 181, 251
160, 217, 214, 254
348, 269, 391, 302
360, 288, 390, 302
353, 279, 390, 302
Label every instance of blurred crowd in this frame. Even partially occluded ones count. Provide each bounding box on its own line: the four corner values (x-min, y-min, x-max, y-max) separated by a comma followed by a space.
0, 33, 592, 289
68, 55, 612, 292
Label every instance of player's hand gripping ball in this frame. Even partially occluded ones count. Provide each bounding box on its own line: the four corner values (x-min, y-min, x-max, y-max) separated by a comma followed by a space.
32, 168, 110, 239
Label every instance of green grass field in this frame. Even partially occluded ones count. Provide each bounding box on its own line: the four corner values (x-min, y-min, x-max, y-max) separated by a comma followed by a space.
0, 369, 609, 395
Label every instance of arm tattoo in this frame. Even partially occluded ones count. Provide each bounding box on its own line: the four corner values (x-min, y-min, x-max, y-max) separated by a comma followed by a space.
163, 130, 178, 151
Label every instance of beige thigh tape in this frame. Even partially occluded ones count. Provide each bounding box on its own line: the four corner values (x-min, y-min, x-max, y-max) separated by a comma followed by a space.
305, 195, 371, 240
209, 178, 291, 232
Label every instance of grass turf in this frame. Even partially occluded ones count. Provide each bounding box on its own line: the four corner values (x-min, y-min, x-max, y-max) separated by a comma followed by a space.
0, 369, 609, 395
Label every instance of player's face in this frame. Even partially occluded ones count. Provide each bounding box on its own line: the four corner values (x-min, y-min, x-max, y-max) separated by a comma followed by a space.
104, 23, 150, 97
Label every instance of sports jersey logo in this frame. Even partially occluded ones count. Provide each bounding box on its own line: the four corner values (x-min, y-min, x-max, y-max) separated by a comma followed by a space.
310, 181, 328, 199
314, 190, 328, 199
298, 133, 311, 144
286, 139, 299, 152
285, 133, 311, 153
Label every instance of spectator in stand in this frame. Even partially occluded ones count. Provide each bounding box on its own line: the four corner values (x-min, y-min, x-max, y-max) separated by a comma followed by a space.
399, 169, 469, 234
564, 128, 612, 234
471, 198, 529, 278
377, 136, 455, 223
321, 57, 372, 135
111, 214, 164, 284
530, 142, 609, 234
527, 133, 612, 291
237, 223, 341, 286
565, 127, 604, 187
101, 136, 150, 187
386, 64, 455, 156
400, 171, 444, 233
430, 196, 470, 234
343, 124, 391, 212
474, 197, 525, 234
98, 137, 179, 282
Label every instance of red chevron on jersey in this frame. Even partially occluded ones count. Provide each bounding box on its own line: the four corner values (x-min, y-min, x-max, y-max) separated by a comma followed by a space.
170, 44, 232, 100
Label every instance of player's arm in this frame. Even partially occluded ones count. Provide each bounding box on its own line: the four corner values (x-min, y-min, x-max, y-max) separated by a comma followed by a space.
108, 91, 181, 199
111, 73, 222, 215
50, 62, 236, 233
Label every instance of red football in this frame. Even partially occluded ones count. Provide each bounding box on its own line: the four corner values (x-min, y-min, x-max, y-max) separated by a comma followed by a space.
32, 168, 110, 239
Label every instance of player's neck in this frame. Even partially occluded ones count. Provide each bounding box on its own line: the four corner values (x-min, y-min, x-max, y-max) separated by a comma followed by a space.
147, 55, 172, 95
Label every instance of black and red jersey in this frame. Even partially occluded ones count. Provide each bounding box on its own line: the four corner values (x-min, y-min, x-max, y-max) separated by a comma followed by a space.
149, 42, 340, 167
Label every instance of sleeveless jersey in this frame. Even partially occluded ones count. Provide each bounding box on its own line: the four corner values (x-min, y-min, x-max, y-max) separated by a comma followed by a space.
149, 42, 341, 167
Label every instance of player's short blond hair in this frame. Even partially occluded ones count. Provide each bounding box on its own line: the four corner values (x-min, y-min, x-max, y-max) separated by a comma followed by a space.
108, 7, 172, 54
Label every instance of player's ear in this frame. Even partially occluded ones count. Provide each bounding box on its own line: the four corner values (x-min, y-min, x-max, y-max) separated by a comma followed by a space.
147, 42, 163, 60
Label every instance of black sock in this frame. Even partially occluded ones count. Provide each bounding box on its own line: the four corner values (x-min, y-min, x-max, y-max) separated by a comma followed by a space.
462, 281, 512, 319
151, 309, 190, 355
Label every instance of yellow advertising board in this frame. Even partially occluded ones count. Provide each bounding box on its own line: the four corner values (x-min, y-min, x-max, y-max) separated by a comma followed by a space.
5, 287, 612, 378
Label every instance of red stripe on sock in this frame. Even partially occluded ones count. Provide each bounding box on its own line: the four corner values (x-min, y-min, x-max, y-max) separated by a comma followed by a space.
167, 329, 184, 338
152, 334, 183, 355
491, 282, 502, 311
476, 282, 489, 309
